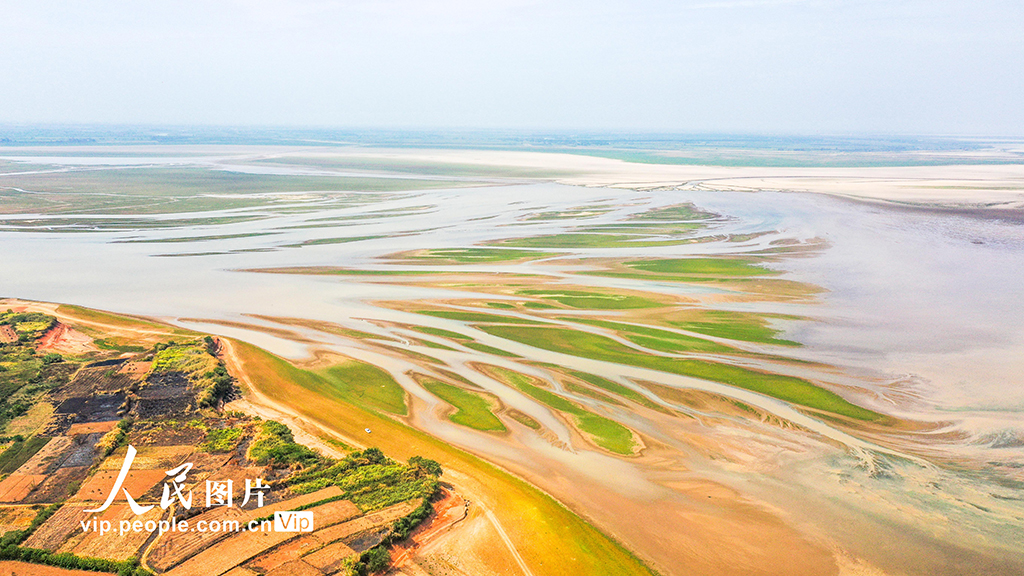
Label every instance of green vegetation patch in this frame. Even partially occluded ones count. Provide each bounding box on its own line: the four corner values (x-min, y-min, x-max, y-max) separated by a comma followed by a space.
463, 342, 519, 357
285, 446, 440, 512
525, 206, 614, 221
200, 427, 243, 452
115, 232, 280, 244
151, 342, 217, 374
151, 339, 235, 407
668, 310, 801, 346
477, 325, 882, 421
627, 257, 778, 277
0, 436, 50, 474
414, 310, 543, 325
318, 360, 408, 415
522, 301, 558, 309
629, 203, 716, 221
0, 312, 55, 341
564, 382, 624, 406
483, 365, 636, 454
405, 248, 556, 263
285, 234, 384, 247
94, 338, 147, 353
518, 289, 662, 310
497, 233, 700, 249
567, 371, 672, 414
410, 326, 469, 341
565, 318, 734, 353
0, 165, 458, 215
420, 377, 506, 432
248, 420, 320, 466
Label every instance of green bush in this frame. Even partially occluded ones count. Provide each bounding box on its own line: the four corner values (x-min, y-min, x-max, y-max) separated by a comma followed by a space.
199, 427, 243, 452
408, 456, 442, 477
364, 546, 390, 572
248, 420, 319, 466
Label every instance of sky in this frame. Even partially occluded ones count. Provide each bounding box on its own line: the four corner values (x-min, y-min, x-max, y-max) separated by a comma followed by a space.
1, 0, 1022, 135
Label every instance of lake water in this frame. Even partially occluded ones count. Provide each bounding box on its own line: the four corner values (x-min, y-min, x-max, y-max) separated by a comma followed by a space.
3, 163, 1023, 573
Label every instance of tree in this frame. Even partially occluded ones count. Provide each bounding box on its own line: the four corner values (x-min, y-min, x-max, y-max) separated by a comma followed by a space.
408, 456, 442, 477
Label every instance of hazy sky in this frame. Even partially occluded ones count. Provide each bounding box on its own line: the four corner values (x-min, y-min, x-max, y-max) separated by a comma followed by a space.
1, 0, 1022, 135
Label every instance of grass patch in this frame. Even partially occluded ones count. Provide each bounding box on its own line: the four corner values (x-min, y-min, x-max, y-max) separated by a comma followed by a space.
285, 234, 384, 247
200, 427, 243, 452
410, 326, 469, 340
564, 382, 624, 406
318, 360, 408, 415
0, 436, 50, 474
497, 233, 700, 249
57, 304, 189, 335
247, 267, 434, 276
248, 420, 320, 466
667, 310, 801, 346
419, 377, 506, 432
115, 232, 280, 243
463, 342, 519, 357
565, 318, 734, 353
567, 371, 671, 414
482, 365, 636, 455
152, 342, 217, 374
0, 165, 460, 215
404, 248, 555, 263
414, 339, 459, 351
522, 301, 558, 309
518, 289, 662, 310
629, 203, 716, 221
415, 310, 542, 325
477, 325, 883, 421
94, 338, 147, 353
627, 257, 777, 277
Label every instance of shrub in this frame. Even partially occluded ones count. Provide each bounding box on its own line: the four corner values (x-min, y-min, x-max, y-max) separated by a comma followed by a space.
408, 455, 442, 477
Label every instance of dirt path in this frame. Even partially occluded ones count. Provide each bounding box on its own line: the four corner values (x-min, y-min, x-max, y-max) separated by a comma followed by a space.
482, 506, 535, 576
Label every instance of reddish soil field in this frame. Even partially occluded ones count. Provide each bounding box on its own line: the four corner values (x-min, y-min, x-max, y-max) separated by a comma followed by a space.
265, 560, 321, 576
302, 540, 357, 573
15, 436, 74, 475
164, 494, 368, 576
67, 505, 165, 561
0, 507, 37, 535
66, 421, 117, 435
36, 323, 95, 355
244, 499, 361, 572
148, 487, 344, 572
0, 561, 115, 576
23, 503, 91, 550
72, 469, 167, 504
0, 474, 46, 503
23, 466, 90, 504
390, 486, 467, 569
